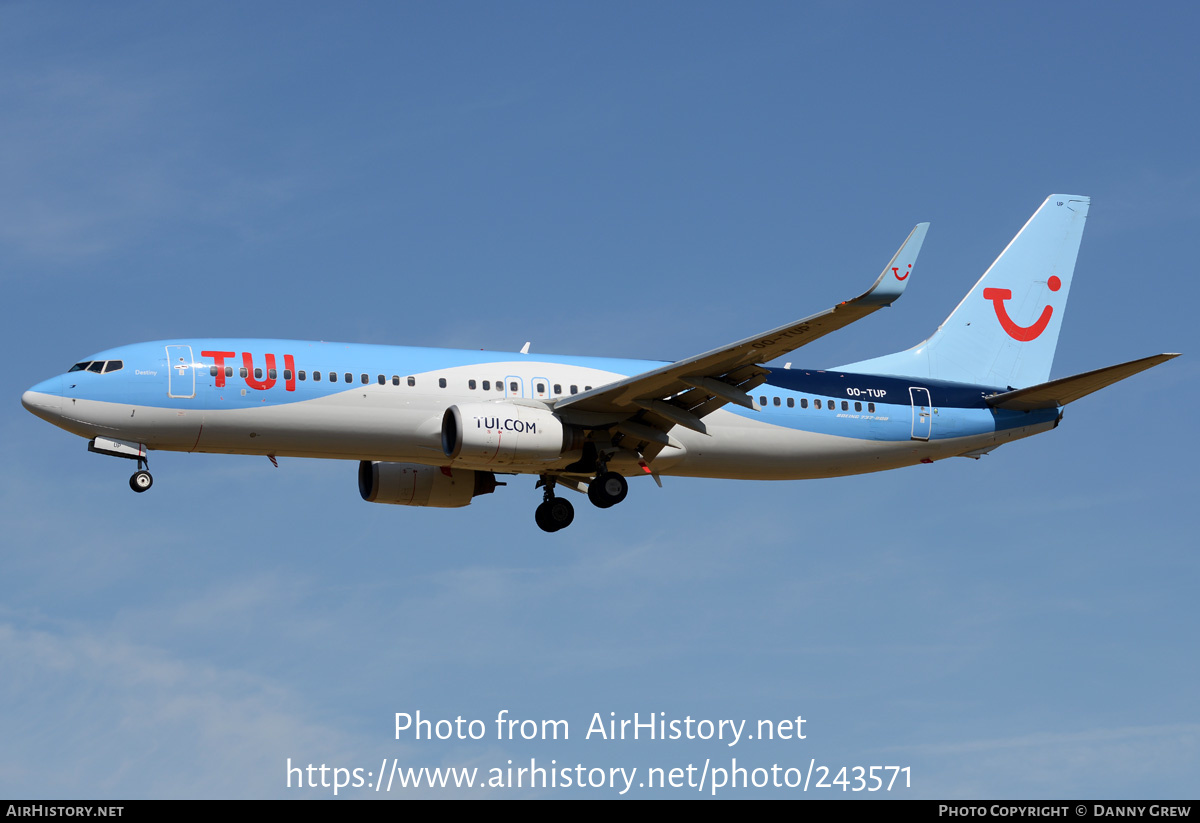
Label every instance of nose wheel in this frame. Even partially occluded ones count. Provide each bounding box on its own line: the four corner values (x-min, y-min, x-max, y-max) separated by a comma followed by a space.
129, 455, 152, 493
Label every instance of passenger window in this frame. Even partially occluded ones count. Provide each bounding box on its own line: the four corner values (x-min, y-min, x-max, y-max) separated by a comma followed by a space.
482, 380, 490, 391
254, 368, 263, 379
269, 369, 277, 379
868, 403, 875, 413
585, 386, 592, 391
225, 366, 233, 377
773, 397, 781, 406
407, 376, 415, 387
313, 371, 321, 382
329, 372, 337, 382
361, 374, 368, 384
787, 397, 794, 408
344, 373, 352, 383
440, 378, 448, 388
392, 376, 400, 386
554, 384, 561, 395
841, 401, 848, 411
509, 381, 518, 393
377, 375, 385, 385
759, 396, 767, 406
210, 366, 219, 377
536, 382, 545, 393
469, 379, 477, 390
570, 385, 578, 394
283, 370, 291, 381
240, 368, 248, 378
855, 401, 862, 412
299, 371, 306, 381
801, 398, 808, 409
815, 399, 822, 409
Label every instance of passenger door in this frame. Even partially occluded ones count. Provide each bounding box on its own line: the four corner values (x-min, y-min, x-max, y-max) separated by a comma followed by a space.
166, 345, 196, 399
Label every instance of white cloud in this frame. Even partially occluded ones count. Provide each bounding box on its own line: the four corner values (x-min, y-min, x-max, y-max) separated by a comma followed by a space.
0, 619, 366, 797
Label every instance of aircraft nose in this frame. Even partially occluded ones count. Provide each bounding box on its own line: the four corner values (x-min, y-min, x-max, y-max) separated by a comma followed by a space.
21, 376, 63, 420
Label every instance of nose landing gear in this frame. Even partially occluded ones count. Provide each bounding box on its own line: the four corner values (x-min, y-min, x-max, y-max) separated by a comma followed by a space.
128, 455, 153, 493
88, 437, 153, 493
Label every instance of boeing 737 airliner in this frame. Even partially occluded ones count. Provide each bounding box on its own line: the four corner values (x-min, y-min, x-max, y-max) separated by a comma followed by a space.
22, 195, 1178, 531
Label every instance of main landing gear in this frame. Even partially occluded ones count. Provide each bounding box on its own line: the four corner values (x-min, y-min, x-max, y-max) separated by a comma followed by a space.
534, 469, 631, 532
534, 477, 574, 533
587, 471, 628, 509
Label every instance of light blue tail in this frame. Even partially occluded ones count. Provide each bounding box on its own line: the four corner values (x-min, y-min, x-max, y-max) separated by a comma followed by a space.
838, 194, 1090, 389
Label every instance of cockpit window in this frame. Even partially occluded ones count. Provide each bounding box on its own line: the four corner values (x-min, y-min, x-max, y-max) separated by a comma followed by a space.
69, 359, 124, 374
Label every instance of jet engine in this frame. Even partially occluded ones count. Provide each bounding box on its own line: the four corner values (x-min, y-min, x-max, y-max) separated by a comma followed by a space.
358, 461, 498, 508
441, 403, 584, 466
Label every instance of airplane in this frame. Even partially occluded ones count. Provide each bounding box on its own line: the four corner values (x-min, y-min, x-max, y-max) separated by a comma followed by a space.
21, 194, 1178, 532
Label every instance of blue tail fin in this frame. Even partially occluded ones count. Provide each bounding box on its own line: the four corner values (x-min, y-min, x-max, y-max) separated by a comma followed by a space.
838, 194, 1090, 388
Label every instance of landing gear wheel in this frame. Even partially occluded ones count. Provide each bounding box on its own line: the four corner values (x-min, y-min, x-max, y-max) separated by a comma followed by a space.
535, 497, 575, 533
129, 470, 153, 493
588, 471, 628, 509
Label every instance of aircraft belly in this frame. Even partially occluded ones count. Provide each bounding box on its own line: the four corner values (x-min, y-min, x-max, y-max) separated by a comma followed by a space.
669, 422, 903, 479
193, 392, 442, 460
50, 397, 203, 449
666, 410, 1056, 480
46, 391, 442, 461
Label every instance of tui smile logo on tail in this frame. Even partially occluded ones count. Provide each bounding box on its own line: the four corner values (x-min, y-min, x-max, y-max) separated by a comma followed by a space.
983, 275, 1061, 341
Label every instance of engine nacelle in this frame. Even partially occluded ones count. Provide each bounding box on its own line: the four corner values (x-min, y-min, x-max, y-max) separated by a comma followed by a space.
358, 461, 498, 508
441, 403, 581, 466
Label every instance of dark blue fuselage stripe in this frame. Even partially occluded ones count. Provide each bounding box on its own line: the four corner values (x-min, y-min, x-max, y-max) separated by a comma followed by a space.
761, 368, 1000, 409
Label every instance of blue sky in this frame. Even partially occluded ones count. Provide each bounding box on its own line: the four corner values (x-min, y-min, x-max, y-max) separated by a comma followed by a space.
3, 2, 1197, 798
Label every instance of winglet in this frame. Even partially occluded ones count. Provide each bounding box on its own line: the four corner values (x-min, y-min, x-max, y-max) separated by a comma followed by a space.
856, 222, 929, 307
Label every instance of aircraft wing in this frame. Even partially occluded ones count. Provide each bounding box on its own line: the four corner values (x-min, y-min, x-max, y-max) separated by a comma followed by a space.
985, 353, 1180, 411
553, 223, 929, 444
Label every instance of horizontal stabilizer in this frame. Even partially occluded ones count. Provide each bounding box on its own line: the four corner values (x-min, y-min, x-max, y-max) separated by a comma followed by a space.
985, 353, 1180, 411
